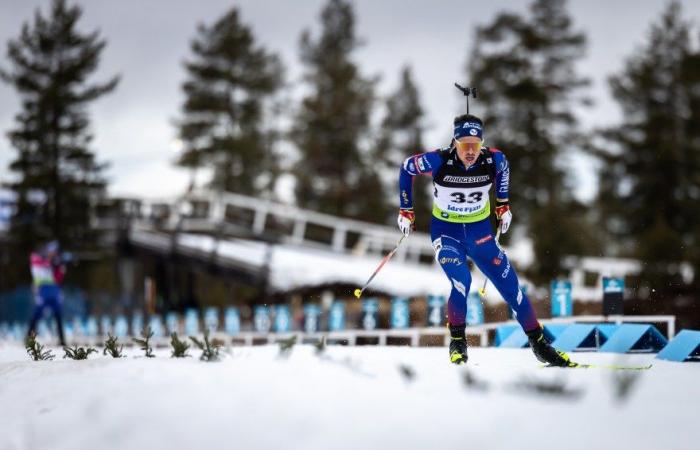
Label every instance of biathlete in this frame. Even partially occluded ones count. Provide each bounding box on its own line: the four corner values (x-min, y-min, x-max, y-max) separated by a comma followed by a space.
27, 240, 67, 346
397, 113, 574, 366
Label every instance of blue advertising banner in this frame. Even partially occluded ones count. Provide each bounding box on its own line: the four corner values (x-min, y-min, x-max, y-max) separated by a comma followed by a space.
253, 305, 271, 333
274, 305, 291, 332
131, 312, 144, 336
466, 291, 485, 325
550, 280, 573, 317
184, 309, 200, 335
603, 277, 624, 294
391, 297, 410, 329
85, 316, 98, 337
72, 317, 87, 337
100, 315, 112, 336
114, 315, 129, 338
303, 304, 321, 333
329, 301, 345, 331
204, 307, 220, 333
12, 322, 24, 340
148, 315, 164, 338
361, 298, 379, 330
602, 277, 625, 315
224, 307, 240, 335
427, 295, 445, 327
165, 312, 179, 335
37, 320, 52, 339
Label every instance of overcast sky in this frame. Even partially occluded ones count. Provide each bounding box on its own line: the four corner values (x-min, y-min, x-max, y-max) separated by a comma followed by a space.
1, 0, 699, 202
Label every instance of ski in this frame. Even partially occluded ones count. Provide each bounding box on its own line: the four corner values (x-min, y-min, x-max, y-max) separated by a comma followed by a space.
540, 363, 653, 370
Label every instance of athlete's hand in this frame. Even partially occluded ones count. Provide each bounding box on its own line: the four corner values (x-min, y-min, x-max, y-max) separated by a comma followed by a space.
397, 208, 416, 236
495, 201, 512, 234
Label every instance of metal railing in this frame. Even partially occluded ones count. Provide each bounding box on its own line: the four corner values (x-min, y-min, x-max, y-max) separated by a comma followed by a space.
3, 315, 674, 349
106, 189, 437, 265
225, 314, 676, 348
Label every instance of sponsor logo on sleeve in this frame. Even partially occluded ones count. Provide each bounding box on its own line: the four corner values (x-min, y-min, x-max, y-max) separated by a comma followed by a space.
475, 235, 493, 245
401, 190, 409, 206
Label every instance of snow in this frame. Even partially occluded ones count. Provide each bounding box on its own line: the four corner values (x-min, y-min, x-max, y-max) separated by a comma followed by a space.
1, 343, 698, 450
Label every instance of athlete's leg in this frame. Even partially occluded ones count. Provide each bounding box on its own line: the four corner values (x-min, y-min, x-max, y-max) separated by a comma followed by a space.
47, 295, 66, 346
465, 220, 539, 332
27, 295, 47, 337
430, 219, 471, 326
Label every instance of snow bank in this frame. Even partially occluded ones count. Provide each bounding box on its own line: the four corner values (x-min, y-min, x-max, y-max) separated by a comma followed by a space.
1, 344, 697, 450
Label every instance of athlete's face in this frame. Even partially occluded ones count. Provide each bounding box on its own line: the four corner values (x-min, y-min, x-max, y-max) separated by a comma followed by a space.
455, 136, 482, 166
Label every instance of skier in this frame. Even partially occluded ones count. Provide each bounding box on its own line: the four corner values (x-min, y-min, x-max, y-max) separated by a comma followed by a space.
27, 240, 67, 345
397, 113, 574, 366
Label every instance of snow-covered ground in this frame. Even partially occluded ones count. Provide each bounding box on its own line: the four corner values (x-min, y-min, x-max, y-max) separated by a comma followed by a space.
1, 343, 697, 450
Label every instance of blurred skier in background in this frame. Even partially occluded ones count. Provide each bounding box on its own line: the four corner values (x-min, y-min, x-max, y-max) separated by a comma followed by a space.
27, 240, 67, 345
397, 113, 575, 367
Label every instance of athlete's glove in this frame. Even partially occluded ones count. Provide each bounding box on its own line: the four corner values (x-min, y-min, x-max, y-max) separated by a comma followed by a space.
495, 201, 512, 234
397, 208, 415, 236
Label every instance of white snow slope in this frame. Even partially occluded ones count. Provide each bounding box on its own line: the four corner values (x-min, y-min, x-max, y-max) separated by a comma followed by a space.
0, 343, 697, 450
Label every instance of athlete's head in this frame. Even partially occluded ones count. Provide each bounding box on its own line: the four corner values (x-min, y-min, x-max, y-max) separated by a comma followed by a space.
453, 114, 483, 141
45, 240, 59, 257
453, 114, 483, 166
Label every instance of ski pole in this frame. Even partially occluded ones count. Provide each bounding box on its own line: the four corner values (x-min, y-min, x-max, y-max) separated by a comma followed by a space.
478, 225, 502, 297
354, 234, 407, 299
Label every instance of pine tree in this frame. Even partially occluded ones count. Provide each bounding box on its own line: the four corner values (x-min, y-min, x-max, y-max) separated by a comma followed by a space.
25, 332, 55, 361
375, 66, 429, 231
466, 0, 595, 282
103, 333, 124, 358
132, 326, 155, 358
681, 42, 700, 288
62, 344, 97, 360
189, 329, 221, 362
292, 0, 383, 222
176, 7, 283, 196
593, 2, 700, 292
277, 334, 297, 357
0, 0, 118, 282
170, 332, 190, 358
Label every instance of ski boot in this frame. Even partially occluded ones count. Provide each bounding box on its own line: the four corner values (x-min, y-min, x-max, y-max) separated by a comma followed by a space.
525, 325, 576, 367
448, 324, 468, 365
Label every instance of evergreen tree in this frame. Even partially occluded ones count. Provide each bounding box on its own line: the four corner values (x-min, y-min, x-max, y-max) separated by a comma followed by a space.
0, 0, 118, 282
593, 2, 700, 292
466, 0, 595, 283
132, 326, 155, 358
375, 66, 430, 231
292, 0, 383, 222
25, 332, 55, 361
62, 344, 97, 360
682, 42, 700, 288
189, 329, 221, 362
103, 333, 125, 358
170, 332, 190, 358
176, 7, 283, 195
